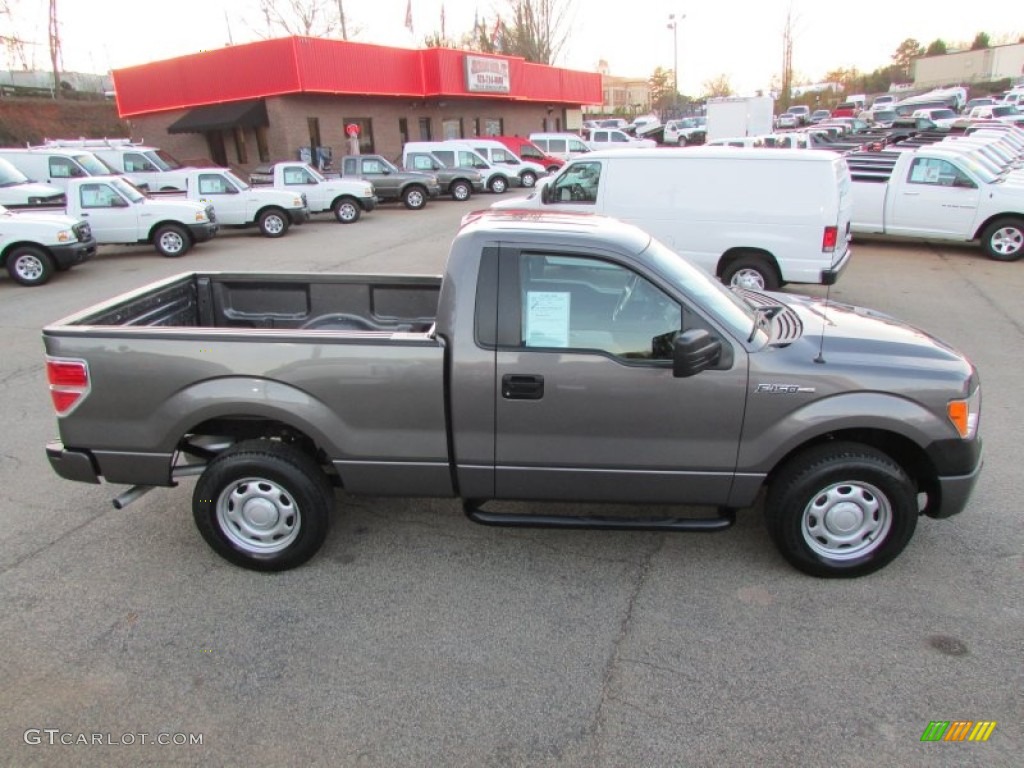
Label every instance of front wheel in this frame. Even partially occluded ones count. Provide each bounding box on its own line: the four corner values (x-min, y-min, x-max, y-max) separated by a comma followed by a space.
721, 255, 780, 291
258, 208, 290, 237
6, 246, 55, 286
450, 181, 472, 201
333, 197, 361, 223
489, 176, 508, 194
154, 223, 191, 257
520, 171, 537, 188
981, 218, 1024, 261
403, 185, 427, 210
765, 442, 918, 578
193, 440, 333, 571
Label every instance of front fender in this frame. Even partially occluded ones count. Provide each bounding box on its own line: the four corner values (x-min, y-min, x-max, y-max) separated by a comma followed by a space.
737, 391, 953, 474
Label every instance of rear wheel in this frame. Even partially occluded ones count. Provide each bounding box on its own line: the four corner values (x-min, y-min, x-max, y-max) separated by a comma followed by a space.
193, 440, 333, 571
403, 185, 427, 210
154, 224, 191, 257
6, 246, 55, 286
765, 442, 918, 578
520, 171, 537, 188
721, 255, 780, 291
258, 208, 290, 237
981, 218, 1024, 261
332, 197, 361, 223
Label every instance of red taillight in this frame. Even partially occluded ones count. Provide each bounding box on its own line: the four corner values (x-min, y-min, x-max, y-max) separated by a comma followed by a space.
46, 358, 90, 415
822, 225, 839, 252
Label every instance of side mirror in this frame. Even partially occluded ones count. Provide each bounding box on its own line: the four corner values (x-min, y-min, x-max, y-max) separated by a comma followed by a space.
112, 195, 130, 208
540, 183, 552, 204
672, 329, 722, 378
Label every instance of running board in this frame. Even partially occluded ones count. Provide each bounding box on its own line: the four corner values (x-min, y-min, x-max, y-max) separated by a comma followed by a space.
463, 501, 735, 532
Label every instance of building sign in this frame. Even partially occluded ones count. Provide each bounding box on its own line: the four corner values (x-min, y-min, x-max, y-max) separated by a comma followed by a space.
465, 55, 510, 94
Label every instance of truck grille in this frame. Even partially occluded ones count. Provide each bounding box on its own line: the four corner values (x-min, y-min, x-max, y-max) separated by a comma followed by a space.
205, 205, 217, 223
73, 221, 92, 242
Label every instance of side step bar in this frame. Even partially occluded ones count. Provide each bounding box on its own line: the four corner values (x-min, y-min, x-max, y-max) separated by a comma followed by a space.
464, 501, 735, 532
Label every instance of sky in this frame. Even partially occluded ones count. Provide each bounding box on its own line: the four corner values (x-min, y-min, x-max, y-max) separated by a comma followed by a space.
3, 0, 1020, 96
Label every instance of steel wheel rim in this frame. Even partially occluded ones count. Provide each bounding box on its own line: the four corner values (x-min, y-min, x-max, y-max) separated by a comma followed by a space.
992, 227, 1023, 256
264, 215, 285, 235
729, 268, 766, 290
216, 476, 301, 555
160, 231, 184, 253
338, 203, 357, 221
13, 253, 44, 281
801, 480, 892, 561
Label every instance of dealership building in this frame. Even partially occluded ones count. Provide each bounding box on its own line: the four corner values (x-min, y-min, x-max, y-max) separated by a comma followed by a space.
112, 36, 602, 171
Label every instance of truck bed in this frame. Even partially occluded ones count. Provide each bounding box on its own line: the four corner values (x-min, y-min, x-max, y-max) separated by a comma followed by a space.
49, 271, 441, 333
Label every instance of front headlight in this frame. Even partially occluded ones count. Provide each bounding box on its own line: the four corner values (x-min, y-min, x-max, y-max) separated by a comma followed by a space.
195, 211, 208, 222
56, 230, 71, 243
294, 196, 305, 207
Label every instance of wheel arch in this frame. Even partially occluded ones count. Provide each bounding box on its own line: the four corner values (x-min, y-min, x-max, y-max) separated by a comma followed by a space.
973, 213, 1024, 241
147, 220, 194, 244
330, 194, 359, 210
716, 247, 780, 281
0, 240, 55, 265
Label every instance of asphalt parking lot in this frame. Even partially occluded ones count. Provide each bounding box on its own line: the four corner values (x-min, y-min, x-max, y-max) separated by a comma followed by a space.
1, 194, 1021, 767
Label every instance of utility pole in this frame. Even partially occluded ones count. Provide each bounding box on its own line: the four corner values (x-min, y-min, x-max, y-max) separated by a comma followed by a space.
337, 0, 348, 40
667, 13, 684, 110
48, 0, 61, 98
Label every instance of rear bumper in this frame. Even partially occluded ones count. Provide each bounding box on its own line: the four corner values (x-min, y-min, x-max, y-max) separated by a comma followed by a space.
46, 440, 100, 484
821, 247, 852, 286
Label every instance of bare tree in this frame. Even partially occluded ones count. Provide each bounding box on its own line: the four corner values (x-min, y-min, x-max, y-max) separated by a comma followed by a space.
702, 74, 733, 99
1, 0, 30, 70
779, 6, 794, 110
258, 0, 341, 37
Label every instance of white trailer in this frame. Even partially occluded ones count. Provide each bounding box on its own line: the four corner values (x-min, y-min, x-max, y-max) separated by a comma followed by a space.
705, 96, 775, 142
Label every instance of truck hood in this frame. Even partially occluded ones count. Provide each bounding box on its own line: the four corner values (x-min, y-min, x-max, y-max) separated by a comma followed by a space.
770, 291, 969, 370
0, 181, 64, 201
140, 198, 211, 214
1, 209, 81, 228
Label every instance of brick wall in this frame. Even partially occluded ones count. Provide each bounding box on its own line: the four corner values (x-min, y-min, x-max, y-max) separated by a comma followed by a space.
126, 96, 562, 175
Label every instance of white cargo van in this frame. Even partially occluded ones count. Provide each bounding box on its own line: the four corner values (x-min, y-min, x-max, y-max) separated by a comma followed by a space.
402, 141, 517, 193
528, 133, 593, 162
0, 148, 120, 191
41, 138, 191, 190
491, 147, 853, 290
0, 157, 65, 207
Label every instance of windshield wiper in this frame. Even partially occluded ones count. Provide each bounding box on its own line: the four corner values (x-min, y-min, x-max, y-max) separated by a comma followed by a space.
747, 303, 784, 343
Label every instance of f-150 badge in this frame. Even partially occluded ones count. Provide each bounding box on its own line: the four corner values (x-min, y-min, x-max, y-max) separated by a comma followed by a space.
755, 384, 816, 394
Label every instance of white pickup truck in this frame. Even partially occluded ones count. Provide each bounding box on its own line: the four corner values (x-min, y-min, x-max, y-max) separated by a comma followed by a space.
249, 162, 376, 223
848, 145, 1024, 260
52, 176, 218, 257
164, 168, 309, 236
1, 204, 96, 286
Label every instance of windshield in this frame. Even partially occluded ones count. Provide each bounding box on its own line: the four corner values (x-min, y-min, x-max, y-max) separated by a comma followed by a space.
222, 169, 250, 191
0, 158, 29, 186
305, 165, 327, 181
150, 149, 183, 170
77, 154, 115, 175
642, 238, 757, 341
378, 156, 400, 173
108, 177, 145, 202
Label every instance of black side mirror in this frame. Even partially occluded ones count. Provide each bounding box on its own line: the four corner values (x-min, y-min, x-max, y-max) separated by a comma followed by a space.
540, 183, 551, 204
673, 329, 722, 378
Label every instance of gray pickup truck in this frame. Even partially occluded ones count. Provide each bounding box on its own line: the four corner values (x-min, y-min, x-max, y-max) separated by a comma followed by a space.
43, 211, 982, 577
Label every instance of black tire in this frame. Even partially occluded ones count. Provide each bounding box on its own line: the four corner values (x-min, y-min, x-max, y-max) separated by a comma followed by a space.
765, 442, 918, 578
153, 223, 192, 258
258, 208, 290, 238
332, 197, 361, 223
450, 180, 472, 201
980, 218, 1024, 262
193, 440, 333, 572
520, 171, 537, 188
6, 245, 55, 286
403, 185, 427, 210
721, 254, 780, 291
489, 175, 508, 194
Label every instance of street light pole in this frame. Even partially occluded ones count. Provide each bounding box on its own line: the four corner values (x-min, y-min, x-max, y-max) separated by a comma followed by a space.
667, 13, 684, 111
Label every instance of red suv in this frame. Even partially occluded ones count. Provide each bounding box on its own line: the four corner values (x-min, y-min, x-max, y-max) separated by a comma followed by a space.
486, 136, 565, 173
832, 102, 858, 118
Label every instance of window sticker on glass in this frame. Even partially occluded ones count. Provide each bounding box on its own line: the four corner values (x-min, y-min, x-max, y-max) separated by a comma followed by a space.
525, 292, 571, 348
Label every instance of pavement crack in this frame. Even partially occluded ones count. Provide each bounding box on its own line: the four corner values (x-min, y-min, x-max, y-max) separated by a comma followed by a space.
0, 509, 107, 577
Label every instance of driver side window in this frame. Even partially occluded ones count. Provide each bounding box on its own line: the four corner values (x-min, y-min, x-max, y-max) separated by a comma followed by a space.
518, 253, 682, 361
550, 161, 601, 204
